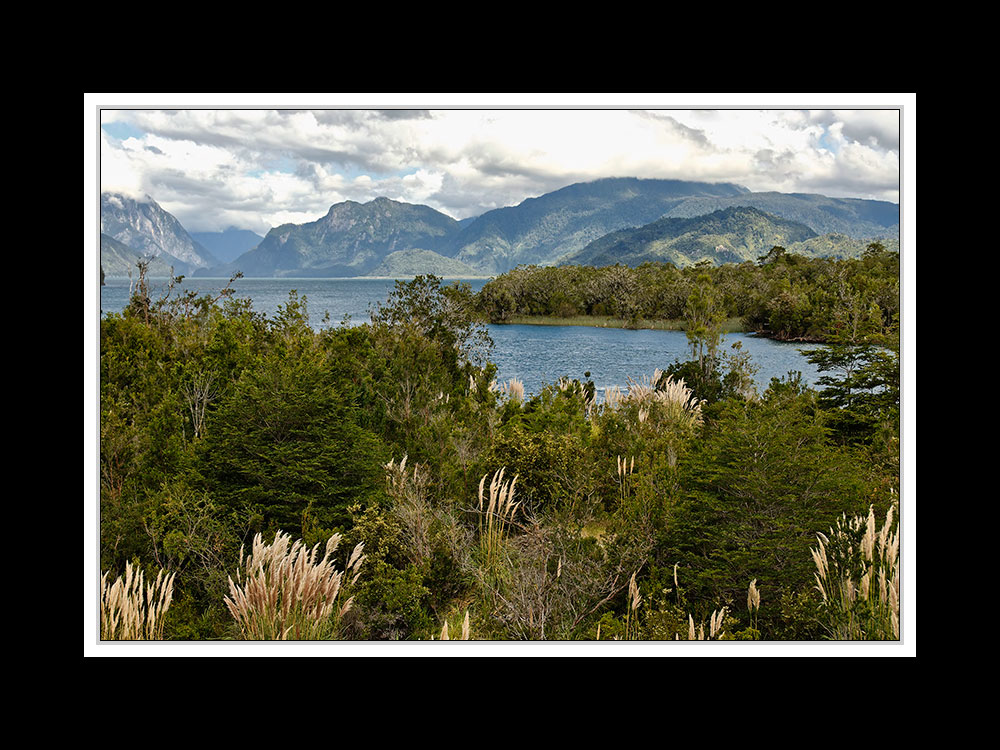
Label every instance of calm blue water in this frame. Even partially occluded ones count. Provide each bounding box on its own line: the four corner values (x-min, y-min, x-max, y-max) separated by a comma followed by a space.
99, 276, 822, 396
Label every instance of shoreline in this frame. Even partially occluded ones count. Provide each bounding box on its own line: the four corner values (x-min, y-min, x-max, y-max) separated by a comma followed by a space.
484, 314, 746, 333
483, 314, 827, 343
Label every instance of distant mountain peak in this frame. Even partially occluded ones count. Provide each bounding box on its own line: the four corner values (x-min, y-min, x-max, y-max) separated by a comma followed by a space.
214, 197, 462, 278
100, 191, 218, 273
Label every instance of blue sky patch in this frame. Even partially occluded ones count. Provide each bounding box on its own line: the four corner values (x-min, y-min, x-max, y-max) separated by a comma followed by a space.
102, 121, 145, 141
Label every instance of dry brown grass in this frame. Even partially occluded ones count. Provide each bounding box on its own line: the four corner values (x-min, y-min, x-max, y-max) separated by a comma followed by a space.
100, 562, 176, 640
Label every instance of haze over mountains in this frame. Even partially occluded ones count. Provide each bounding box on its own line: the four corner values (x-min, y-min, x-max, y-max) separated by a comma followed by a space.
190, 228, 265, 264
99, 177, 900, 279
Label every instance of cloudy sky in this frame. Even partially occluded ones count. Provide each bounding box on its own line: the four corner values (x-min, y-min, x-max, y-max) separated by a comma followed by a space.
94, 95, 905, 236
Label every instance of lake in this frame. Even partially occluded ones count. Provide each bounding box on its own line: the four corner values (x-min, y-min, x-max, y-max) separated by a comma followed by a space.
99, 276, 823, 397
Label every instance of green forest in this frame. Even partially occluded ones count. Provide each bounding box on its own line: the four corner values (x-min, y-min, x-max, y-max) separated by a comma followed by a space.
97, 244, 901, 644
477, 243, 899, 342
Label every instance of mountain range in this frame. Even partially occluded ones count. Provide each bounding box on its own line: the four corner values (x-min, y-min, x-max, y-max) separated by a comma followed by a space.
99, 177, 900, 279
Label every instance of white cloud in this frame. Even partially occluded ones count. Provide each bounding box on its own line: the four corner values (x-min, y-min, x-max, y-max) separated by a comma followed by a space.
99, 104, 902, 233
100, 130, 145, 199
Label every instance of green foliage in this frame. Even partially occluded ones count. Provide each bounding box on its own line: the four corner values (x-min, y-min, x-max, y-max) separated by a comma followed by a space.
476, 249, 898, 345
366, 275, 497, 492
659, 377, 882, 638
805, 340, 900, 446
340, 502, 435, 640
662, 341, 759, 406
197, 339, 388, 538
347, 559, 434, 640
487, 426, 579, 513
564, 207, 821, 268
99, 258, 900, 643
371, 274, 492, 369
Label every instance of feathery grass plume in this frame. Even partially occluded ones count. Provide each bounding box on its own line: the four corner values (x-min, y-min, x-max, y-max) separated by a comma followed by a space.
499, 377, 524, 403
224, 530, 364, 640
100, 562, 176, 640
385, 453, 436, 566
616, 454, 636, 507
601, 371, 704, 430
710, 607, 727, 638
604, 384, 624, 410
684, 607, 729, 641
747, 579, 760, 612
746, 578, 761, 635
649, 375, 704, 428
477, 468, 520, 572
810, 503, 899, 640
621, 571, 643, 641
438, 609, 472, 641
625, 374, 658, 402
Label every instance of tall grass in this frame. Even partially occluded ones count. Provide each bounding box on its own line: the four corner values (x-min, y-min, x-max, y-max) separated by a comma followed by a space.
224, 531, 365, 640
811, 504, 900, 640
100, 562, 176, 640
439, 610, 471, 640
498, 378, 525, 403
684, 607, 729, 641
603, 371, 704, 429
477, 468, 520, 571
385, 454, 434, 566
747, 578, 761, 636
622, 572, 642, 640
616, 454, 635, 507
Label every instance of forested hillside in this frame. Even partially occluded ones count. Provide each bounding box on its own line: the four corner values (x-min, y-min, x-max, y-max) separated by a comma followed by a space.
208, 197, 461, 278
558, 206, 820, 268
445, 177, 752, 273
662, 191, 900, 239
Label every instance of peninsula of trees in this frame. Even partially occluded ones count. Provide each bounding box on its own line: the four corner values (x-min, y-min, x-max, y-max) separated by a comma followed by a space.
476, 243, 899, 343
